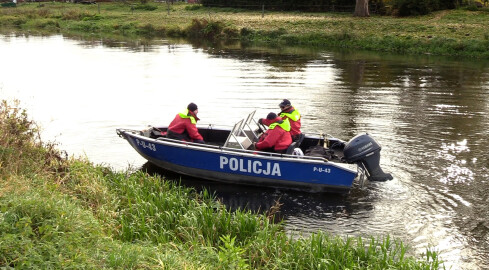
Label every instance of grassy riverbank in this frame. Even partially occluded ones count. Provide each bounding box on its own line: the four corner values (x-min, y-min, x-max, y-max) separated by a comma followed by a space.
1, 2, 489, 58
0, 100, 444, 269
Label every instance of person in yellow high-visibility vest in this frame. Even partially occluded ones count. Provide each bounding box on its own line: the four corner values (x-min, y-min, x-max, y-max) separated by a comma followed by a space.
260, 99, 302, 142
167, 102, 205, 144
253, 112, 292, 154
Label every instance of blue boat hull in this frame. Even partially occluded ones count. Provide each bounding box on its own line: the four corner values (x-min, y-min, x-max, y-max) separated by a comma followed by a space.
118, 129, 358, 192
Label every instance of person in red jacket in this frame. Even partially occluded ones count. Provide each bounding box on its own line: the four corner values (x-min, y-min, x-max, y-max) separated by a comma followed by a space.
260, 99, 302, 142
167, 102, 205, 144
254, 112, 292, 154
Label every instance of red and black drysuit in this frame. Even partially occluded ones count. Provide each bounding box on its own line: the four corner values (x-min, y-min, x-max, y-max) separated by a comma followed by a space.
167, 109, 204, 143
261, 106, 302, 141
255, 117, 292, 154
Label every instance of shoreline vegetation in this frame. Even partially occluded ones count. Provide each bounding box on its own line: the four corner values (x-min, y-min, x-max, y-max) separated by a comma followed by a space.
0, 101, 444, 268
1, 2, 489, 58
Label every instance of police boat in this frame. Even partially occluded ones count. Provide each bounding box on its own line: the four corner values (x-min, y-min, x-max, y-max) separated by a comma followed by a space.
116, 111, 392, 193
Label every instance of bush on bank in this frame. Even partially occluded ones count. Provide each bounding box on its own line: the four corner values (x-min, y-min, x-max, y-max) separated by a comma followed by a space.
0, 100, 445, 268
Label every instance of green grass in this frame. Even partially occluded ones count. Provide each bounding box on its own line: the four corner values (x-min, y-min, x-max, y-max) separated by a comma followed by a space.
1, 2, 489, 58
0, 99, 444, 269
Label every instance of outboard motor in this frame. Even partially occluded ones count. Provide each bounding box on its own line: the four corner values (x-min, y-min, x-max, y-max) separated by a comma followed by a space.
343, 133, 393, 181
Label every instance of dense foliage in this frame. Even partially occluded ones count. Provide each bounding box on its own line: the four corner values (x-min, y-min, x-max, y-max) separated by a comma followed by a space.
389, 0, 463, 16
201, 0, 359, 12
201, 0, 472, 15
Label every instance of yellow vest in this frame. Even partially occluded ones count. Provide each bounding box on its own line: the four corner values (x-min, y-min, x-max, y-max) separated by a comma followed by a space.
178, 109, 197, 124
269, 118, 291, 131
280, 109, 301, 122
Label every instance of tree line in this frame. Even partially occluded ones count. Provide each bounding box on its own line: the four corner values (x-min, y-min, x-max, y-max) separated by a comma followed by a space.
201, 0, 359, 12
200, 0, 475, 16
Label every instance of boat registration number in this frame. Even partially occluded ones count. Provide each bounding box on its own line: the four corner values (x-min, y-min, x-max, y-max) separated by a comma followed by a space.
135, 139, 156, 151
313, 167, 331, 173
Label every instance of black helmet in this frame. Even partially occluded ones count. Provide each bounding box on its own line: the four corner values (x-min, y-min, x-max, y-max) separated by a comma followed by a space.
266, 112, 277, 120
187, 102, 198, 112
279, 99, 291, 107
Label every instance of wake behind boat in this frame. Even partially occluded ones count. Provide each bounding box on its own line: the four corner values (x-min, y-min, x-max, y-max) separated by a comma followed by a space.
116, 111, 392, 193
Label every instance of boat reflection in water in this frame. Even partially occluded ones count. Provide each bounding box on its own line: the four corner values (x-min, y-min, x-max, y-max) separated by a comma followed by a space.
140, 160, 363, 226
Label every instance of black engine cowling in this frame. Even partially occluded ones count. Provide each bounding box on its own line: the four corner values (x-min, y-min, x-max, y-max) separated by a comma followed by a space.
343, 133, 393, 181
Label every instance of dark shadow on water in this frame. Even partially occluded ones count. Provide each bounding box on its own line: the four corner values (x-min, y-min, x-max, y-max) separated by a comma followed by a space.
140, 162, 366, 221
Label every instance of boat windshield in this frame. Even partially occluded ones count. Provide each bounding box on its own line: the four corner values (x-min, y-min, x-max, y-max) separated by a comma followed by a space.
223, 110, 263, 150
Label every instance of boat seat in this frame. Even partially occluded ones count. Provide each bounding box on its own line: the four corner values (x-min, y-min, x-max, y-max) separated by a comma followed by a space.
294, 133, 305, 147
285, 142, 297, 155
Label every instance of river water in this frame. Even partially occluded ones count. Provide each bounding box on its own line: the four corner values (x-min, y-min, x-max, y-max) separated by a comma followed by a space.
1, 32, 488, 269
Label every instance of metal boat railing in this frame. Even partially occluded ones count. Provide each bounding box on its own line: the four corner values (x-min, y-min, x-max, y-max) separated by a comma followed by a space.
117, 128, 331, 163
